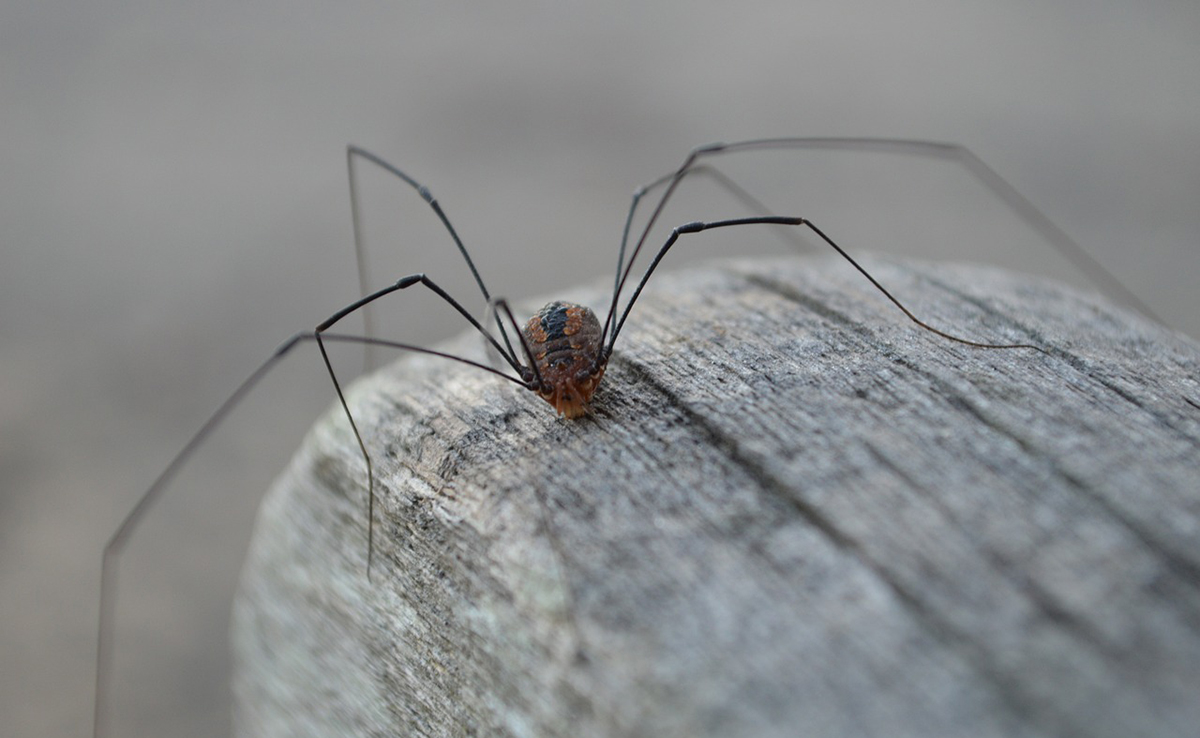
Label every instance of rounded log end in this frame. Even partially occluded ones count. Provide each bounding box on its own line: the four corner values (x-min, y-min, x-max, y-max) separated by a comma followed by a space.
233, 256, 1200, 738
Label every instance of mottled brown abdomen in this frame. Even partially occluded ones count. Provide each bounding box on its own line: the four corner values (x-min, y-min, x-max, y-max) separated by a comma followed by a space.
521, 301, 607, 418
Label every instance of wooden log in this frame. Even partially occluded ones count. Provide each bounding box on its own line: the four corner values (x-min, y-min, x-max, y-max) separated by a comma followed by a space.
231, 255, 1200, 738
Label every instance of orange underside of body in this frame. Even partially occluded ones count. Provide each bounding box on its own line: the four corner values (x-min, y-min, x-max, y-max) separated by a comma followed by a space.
539, 363, 606, 418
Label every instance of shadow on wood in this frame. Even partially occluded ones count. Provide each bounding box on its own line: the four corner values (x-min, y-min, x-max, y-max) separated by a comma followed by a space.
232, 256, 1200, 738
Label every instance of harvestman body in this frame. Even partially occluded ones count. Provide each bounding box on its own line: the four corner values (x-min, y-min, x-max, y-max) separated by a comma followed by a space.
93, 138, 1158, 737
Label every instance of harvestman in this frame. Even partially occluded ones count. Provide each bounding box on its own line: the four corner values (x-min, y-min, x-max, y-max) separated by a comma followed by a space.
93, 138, 1157, 737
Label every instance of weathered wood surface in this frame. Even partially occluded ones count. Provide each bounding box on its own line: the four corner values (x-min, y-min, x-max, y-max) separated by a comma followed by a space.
232, 255, 1200, 738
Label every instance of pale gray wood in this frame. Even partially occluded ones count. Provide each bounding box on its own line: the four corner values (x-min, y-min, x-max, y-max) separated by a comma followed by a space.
231, 255, 1200, 738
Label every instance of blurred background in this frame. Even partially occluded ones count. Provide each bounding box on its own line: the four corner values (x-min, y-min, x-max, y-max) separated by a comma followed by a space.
2, 1, 1197, 736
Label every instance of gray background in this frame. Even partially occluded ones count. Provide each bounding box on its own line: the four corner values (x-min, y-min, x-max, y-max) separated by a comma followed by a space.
2, 2, 1197, 737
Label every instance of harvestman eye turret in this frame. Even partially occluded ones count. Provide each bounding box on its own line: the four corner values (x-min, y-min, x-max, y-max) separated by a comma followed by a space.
94, 138, 1158, 738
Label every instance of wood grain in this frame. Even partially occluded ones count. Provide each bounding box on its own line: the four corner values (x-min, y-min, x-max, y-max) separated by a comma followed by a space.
232, 255, 1200, 738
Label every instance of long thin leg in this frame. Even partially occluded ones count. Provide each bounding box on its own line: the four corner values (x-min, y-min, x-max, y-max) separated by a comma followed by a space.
606, 216, 1047, 356
93, 328, 527, 738
99, 272, 530, 738
485, 296, 546, 390
347, 146, 520, 364
315, 273, 527, 580
347, 146, 376, 367
609, 163, 814, 314
311, 276, 527, 568
602, 138, 1159, 349
321, 272, 523, 374
97, 272, 531, 738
